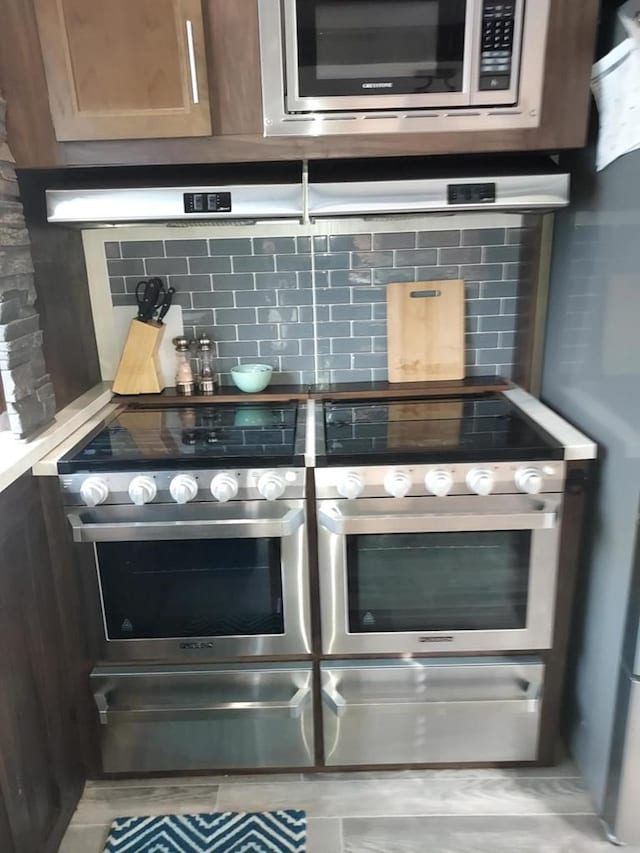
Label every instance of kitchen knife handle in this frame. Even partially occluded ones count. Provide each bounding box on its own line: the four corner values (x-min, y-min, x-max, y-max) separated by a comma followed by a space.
158, 287, 176, 323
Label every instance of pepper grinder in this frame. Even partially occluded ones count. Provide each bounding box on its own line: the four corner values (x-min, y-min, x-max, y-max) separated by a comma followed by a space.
196, 333, 217, 395
173, 336, 195, 396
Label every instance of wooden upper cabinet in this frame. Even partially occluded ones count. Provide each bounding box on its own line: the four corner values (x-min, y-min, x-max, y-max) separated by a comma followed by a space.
32, 0, 212, 141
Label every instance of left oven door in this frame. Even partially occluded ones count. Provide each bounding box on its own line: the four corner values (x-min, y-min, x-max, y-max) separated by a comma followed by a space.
68, 501, 311, 660
91, 663, 315, 772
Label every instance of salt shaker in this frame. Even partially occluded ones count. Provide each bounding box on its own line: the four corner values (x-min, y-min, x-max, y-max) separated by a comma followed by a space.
173, 336, 195, 396
196, 333, 217, 395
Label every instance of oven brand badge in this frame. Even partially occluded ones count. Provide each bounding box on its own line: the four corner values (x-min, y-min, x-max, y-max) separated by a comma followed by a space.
121, 619, 133, 633
419, 636, 455, 643
363, 611, 376, 626
180, 641, 215, 650
362, 82, 393, 89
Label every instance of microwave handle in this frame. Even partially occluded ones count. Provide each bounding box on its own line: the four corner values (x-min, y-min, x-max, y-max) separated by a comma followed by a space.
94, 685, 311, 724
317, 499, 559, 536
67, 507, 304, 543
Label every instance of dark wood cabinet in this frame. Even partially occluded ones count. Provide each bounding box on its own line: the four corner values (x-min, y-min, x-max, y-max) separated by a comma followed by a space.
0, 475, 86, 853
1, 0, 599, 167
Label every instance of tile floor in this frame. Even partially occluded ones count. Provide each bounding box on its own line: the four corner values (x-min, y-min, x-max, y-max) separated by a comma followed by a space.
58, 761, 640, 852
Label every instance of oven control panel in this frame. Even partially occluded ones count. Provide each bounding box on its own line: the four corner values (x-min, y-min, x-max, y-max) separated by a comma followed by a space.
59, 468, 306, 506
315, 462, 565, 500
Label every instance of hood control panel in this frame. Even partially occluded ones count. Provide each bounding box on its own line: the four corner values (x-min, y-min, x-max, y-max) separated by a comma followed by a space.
183, 192, 232, 214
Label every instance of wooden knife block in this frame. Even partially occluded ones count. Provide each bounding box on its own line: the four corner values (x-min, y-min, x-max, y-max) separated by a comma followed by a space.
112, 319, 166, 395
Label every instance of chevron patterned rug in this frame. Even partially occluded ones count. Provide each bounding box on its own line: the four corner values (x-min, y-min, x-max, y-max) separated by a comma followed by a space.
103, 810, 306, 852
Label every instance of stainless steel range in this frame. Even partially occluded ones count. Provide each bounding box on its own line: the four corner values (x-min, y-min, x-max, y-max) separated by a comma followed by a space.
312, 389, 593, 766
59, 402, 311, 661
58, 401, 315, 772
314, 393, 565, 656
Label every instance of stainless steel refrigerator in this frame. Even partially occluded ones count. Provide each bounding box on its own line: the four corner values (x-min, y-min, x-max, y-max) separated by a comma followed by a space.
542, 5, 640, 843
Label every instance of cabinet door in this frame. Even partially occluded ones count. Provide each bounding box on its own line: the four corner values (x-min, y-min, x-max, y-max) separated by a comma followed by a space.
0, 475, 84, 853
33, 0, 211, 140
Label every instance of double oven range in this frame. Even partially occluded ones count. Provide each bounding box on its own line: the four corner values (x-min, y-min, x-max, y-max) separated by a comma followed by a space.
58, 389, 587, 773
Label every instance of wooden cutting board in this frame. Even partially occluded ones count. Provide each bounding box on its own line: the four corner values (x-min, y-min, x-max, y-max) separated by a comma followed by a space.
387, 280, 465, 383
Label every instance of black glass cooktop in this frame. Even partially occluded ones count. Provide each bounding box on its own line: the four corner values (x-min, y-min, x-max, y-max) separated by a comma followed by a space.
321, 394, 563, 465
58, 403, 301, 473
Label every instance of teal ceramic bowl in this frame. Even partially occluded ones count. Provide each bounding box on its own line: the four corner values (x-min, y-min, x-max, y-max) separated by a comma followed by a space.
230, 363, 273, 393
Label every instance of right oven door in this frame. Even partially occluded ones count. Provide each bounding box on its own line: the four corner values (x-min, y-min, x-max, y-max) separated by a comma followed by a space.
317, 494, 561, 655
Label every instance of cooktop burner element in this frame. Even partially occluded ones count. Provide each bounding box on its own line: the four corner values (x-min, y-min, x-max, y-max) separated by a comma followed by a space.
58, 403, 303, 474
320, 394, 563, 466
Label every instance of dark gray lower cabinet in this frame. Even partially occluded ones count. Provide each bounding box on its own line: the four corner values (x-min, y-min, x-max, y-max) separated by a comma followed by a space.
0, 474, 85, 853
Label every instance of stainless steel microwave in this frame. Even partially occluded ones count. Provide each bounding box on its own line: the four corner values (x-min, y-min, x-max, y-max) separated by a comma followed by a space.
258, 0, 550, 136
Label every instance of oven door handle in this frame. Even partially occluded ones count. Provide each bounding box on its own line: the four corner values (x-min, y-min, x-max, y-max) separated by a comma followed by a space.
67, 507, 304, 542
94, 685, 311, 724
317, 498, 559, 536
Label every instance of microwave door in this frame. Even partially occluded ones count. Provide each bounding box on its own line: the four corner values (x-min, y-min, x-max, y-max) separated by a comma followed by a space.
284, 0, 476, 112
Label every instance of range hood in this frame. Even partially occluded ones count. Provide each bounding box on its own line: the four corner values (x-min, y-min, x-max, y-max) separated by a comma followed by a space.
308, 156, 570, 217
44, 162, 304, 226
44, 156, 569, 226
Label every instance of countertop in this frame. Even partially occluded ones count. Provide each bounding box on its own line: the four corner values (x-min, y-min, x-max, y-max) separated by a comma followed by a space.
114, 376, 512, 406
0, 383, 115, 492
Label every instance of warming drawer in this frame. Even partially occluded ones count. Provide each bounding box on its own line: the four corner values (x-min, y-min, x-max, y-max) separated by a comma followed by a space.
91, 663, 315, 773
320, 658, 543, 766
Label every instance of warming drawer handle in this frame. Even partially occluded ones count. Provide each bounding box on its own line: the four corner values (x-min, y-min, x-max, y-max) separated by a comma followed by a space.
321, 676, 543, 717
321, 683, 347, 718
317, 501, 559, 536
67, 508, 304, 543
93, 685, 311, 724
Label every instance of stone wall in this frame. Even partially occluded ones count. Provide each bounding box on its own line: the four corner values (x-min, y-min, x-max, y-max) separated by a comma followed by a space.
0, 96, 56, 437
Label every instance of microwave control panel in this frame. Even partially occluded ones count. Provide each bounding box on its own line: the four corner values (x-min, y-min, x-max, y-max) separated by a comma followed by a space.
183, 192, 232, 214
480, 1, 516, 91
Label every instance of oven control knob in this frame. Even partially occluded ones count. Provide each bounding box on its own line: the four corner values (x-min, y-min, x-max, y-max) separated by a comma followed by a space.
79, 476, 109, 507
258, 472, 286, 502
128, 475, 157, 506
169, 474, 198, 504
210, 473, 238, 503
337, 472, 364, 500
425, 469, 454, 497
384, 471, 412, 499
466, 468, 495, 496
515, 467, 544, 495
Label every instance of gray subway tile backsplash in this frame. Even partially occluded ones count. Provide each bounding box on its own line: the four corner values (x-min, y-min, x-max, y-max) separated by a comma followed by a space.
192, 292, 235, 309
188, 256, 232, 274
107, 223, 537, 385
209, 238, 252, 256
417, 230, 461, 248
461, 228, 506, 246
395, 249, 439, 266
373, 232, 416, 250
145, 257, 188, 275
121, 240, 164, 258
107, 258, 145, 277
232, 255, 275, 273
439, 246, 482, 265
165, 239, 209, 257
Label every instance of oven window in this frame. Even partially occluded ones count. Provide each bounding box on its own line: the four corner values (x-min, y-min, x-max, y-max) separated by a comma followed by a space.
97, 539, 284, 639
347, 531, 531, 633
296, 0, 467, 98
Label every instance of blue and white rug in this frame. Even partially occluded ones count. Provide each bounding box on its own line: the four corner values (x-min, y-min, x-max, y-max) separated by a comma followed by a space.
103, 810, 307, 852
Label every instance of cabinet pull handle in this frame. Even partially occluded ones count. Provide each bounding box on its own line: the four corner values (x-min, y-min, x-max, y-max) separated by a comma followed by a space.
185, 19, 200, 104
